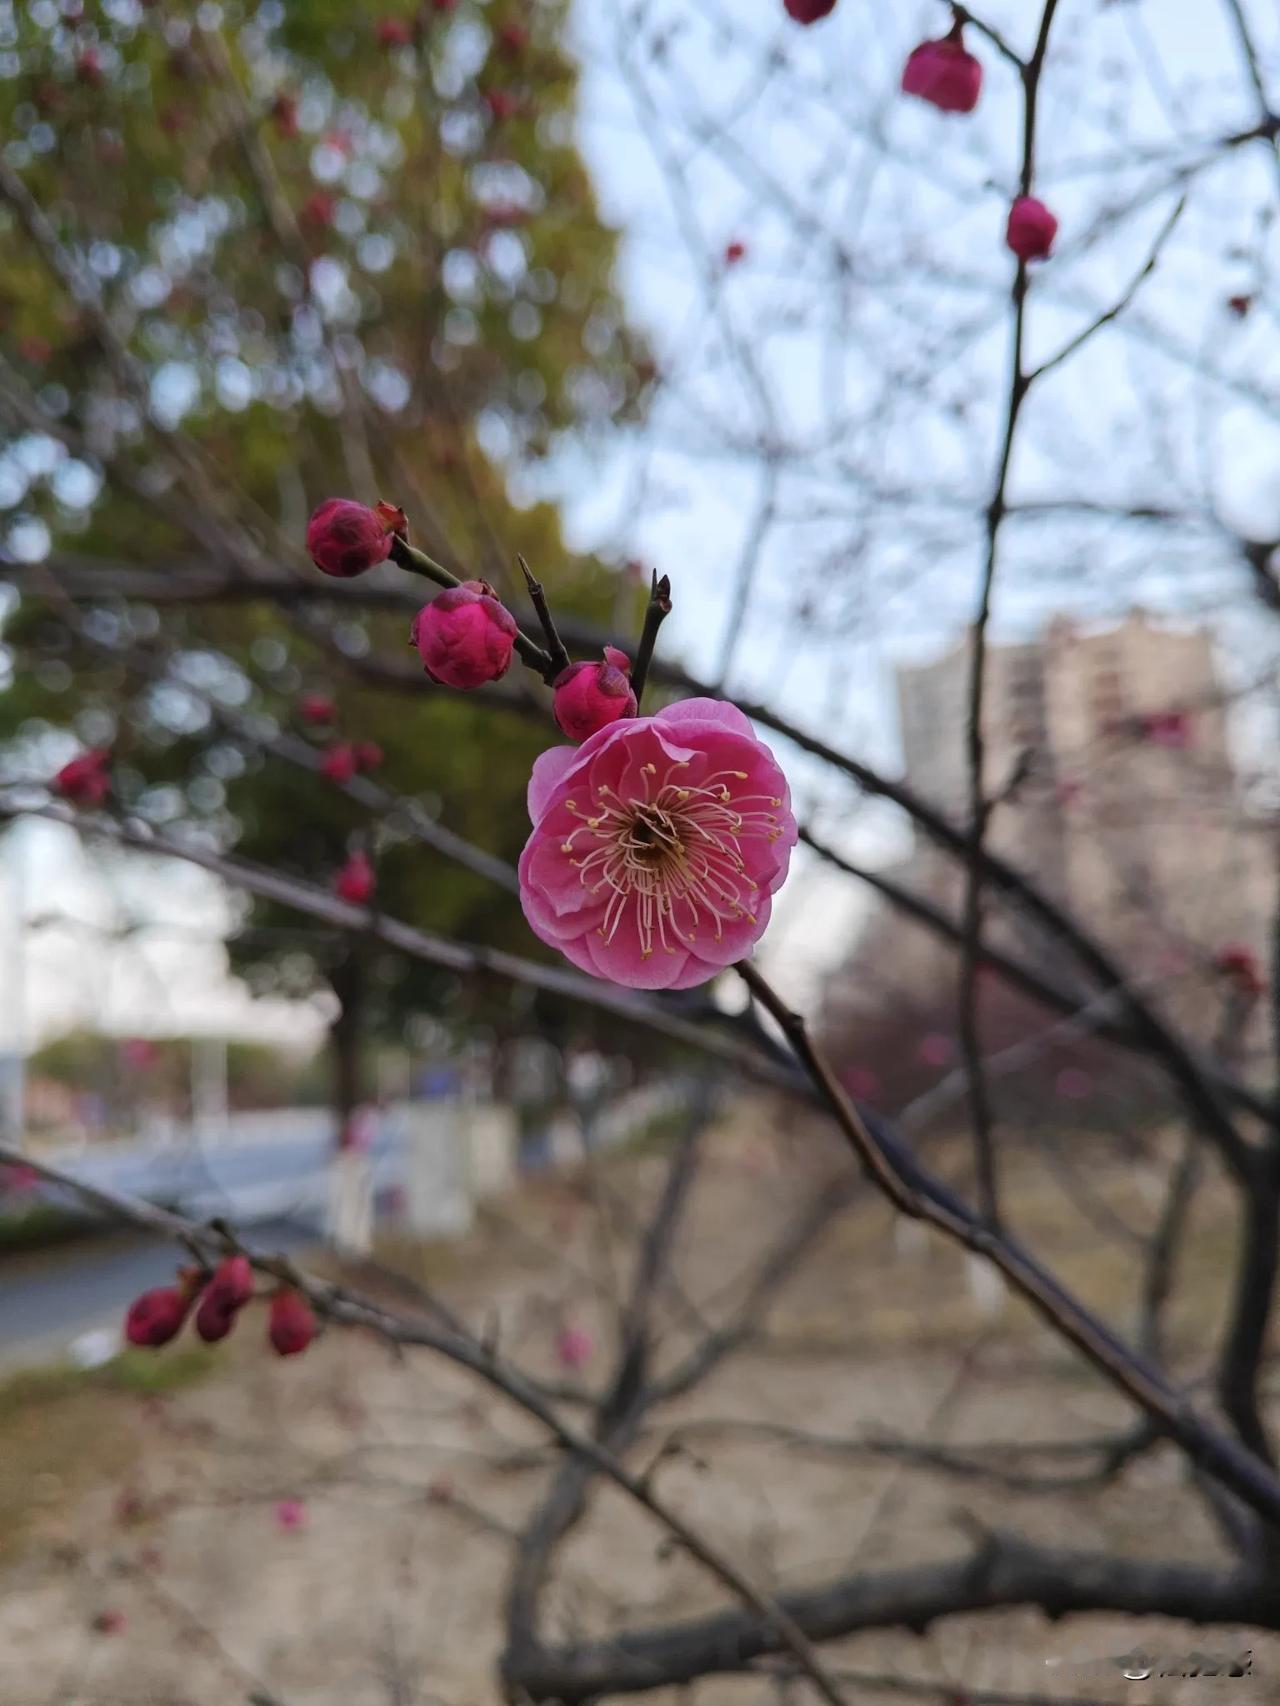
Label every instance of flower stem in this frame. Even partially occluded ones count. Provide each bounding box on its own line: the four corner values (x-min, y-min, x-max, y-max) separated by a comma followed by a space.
518, 553, 571, 677
631, 571, 672, 709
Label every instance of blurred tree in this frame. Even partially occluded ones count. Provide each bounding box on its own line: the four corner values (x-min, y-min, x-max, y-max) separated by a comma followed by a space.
0, 0, 653, 1133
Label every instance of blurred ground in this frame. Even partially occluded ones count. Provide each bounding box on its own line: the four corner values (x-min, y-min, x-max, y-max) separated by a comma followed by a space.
0, 1099, 1276, 1706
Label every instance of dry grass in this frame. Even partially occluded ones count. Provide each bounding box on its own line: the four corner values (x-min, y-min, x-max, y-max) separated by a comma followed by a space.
0, 1101, 1276, 1705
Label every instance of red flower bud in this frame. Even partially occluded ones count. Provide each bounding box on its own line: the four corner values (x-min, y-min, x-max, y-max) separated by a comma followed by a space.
1006, 196, 1058, 262
1215, 943, 1265, 997
376, 16, 415, 46
784, 0, 836, 20
269, 1289, 317, 1356
306, 499, 395, 578
901, 28, 982, 114
125, 1286, 191, 1348
320, 741, 359, 784
272, 92, 300, 139
335, 850, 376, 905
553, 648, 637, 743
497, 22, 529, 54
724, 240, 746, 265
483, 88, 519, 121
206, 1254, 254, 1312
299, 693, 336, 725
353, 741, 384, 772
1227, 293, 1253, 318
194, 1291, 239, 1343
54, 747, 111, 807
411, 581, 517, 689
300, 190, 336, 232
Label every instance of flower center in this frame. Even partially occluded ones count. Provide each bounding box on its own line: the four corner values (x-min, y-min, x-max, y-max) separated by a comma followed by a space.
559, 756, 785, 960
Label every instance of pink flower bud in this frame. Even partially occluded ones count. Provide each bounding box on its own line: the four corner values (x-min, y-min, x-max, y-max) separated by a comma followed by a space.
306, 498, 395, 578
354, 741, 384, 772
335, 851, 376, 905
206, 1254, 254, 1312
299, 693, 336, 725
1227, 293, 1253, 318
552, 648, 637, 743
320, 742, 359, 784
724, 240, 746, 265
54, 747, 111, 807
125, 1286, 191, 1348
376, 16, 414, 47
901, 27, 982, 114
411, 581, 517, 689
555, 1324, 595, 1371
269, 1289, 317, 1357
497, 22, 529, 54
275, 1497, 307, 1531
1006, 196, 1058, 262
784, 0, 837, 21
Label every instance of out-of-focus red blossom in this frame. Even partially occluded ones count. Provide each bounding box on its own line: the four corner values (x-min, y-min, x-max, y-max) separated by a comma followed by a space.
1227, 293, 1253, 318
271, 92, 300, 138
194, 1291, 239, 1343
2, 1162, 41, 1194
482, 202, 528, 229
54, 747, 111, 807
269, 1289, 317, 1356
783, 0, 837, 22
555, 1324, 595, 1370
430, 0, 458, 12
206, 1255, 254, 1312
483, 88, 520, 121
376, 16, 415, 47
74, 48, 103, 85
901, 25, 982, 113
325, 128, 354, 157
842, 1066, 880, 1100
552, 647, 637, 743
1006, 196, 1058, 262
1215, 943, 1266, 997
92, 1610, 127, 1636
411, 581, 517, 689
121, 1037, 158, 1071
299, 692, 336, 725
125, 1286, 192, 1348
353, 741, 384, 772
320, 742, 359, 784
300, 191, 337, 231
497, 22, 529, 54
306, 498, 395, 578
1143, 709, 1191, 749
275, 1498, 308, 1531
724, 240, 747, 265
335, 850, 376, 905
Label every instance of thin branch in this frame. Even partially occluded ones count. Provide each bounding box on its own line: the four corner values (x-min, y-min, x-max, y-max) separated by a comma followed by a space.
630, 571, 673, 709
518, 554, 572, 677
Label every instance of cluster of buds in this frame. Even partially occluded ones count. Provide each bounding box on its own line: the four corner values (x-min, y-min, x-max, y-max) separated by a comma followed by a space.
124, 1260, 316, 1358
320, 740, 384, 784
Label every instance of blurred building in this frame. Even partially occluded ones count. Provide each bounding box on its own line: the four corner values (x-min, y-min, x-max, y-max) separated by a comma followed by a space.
827, 609, 1275, 1060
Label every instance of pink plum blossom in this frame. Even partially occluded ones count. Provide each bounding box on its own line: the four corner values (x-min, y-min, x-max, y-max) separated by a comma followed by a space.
556, 1324, 595, 1370
519, 699, 796, 990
